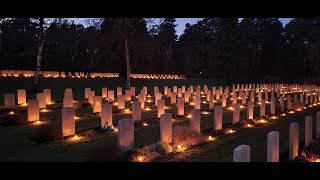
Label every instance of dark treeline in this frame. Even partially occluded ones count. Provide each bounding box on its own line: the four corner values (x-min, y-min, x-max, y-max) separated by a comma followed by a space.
0, 18, 320, 83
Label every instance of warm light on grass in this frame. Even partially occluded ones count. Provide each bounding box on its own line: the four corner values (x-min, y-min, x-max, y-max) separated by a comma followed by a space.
177, 145, 182, 149
74, 116, 80, 120
40, 109, 49, 113
138, 156, 144, 162
186, 114, 192, 118
227, 106, 234, 111
227, 129, 236, 134
247, 124, 253, 128
124, 109, 130, 113
189, 102, 195, 105
297, 108, 302, 111
8, 111, 14, 115
147, 99, 152, 103
33, 120, 44, 125
202, 111, 209, 115
73, 100, 77, 103
202, 101, 207, 104
113, 102, 118, 106
164, 106, 170, 109
304, 107, 307, 109
240, 105, 245, 109
21, 103, 28, 107
147, 95, 151, 98
145, 107, 151, 111
69, 135, 82, 142
257, 119, 267, 124
208, 136, 215, 141
271, 116, 278, 120
142, 122, 148, 127
281, 113, 286, 117
316, 159, 320, 162
288, 111, 295, 114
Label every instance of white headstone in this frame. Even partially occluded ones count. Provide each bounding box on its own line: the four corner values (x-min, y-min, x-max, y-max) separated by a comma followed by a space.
101, 103, 112, 128
118, 119, 134, 152
289, 122, 299, 160
160, 113, 172, 143
233, 103, 240, 124
233, 145, 250, 162
61, 107, 75, 137
305, 116, 313, 147
190, 109, 201, 133
267, 131, 279, 162
132, 101, 141, 121
214, 106, 223, 130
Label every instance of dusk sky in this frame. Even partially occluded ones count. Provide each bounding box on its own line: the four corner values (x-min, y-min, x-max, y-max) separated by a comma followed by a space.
69, 18, 293, 37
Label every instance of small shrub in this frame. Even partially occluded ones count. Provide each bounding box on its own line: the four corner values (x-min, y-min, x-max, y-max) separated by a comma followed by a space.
172, 126, 205, 147
131, 142, 173, 162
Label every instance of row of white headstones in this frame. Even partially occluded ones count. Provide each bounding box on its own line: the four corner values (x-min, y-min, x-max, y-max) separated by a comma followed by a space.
2, 83, 320, 153
234, 113, 320, 162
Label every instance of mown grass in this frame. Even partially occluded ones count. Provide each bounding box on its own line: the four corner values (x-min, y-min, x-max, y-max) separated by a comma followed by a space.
0, 76, 315, 162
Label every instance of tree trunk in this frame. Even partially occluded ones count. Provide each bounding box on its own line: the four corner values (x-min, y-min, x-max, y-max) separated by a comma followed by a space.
33, 18, 44, 92
125, 39, 131, 90
71, 36, 79, 63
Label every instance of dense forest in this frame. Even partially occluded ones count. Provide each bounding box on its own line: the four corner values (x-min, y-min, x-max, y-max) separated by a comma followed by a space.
0, 18, 320, 83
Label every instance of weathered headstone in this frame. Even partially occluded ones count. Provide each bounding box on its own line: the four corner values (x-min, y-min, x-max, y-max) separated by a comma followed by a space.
61, 107, 75, 137
160, 113, 172, 143
117, 95, 125, 110
157, 99, 165, 118
214, 106, 223, 130
247, 101, 253, 120
4, 94, 15, 108
17, 89, 26, 105
177, 97, 184, 116
85, 88, 91, 99
101, 103, 112, 128
118, 119, 134, 152
289, 122, 299, 160
305, 116, 313, 147
102, 88, 108, 99
233, 145, 250, 162
125, 90, 132, 102
267, 131, 279, 162
93, 96, 102, 113
132, 101, 141, 121
28, 99, 39, 122
43, 89, 51, 104
190, 109, 201, 133
233, 103, 240, 124
36, 93, 46, 109
117, 87, 122, 97
108, 90, 114, 103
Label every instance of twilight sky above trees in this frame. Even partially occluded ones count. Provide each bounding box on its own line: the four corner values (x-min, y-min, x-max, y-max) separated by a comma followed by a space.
69, 18, 293, 37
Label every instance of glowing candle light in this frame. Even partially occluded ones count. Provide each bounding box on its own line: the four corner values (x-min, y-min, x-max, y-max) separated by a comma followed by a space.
142, 122, 148, 126
8, 111, 14, 115
202, 111, 209, 115
187, 114, 192, 118
74, 116, 80, 120
40, 109, 49, 113
247, 124, 253, 128
33, 120, 44, 125
258, 119, 267, 124
208, 136, 215, 141
189, 102, 195, 105
288, 111, 295, 114
227, 129, 236, 134
227, 106, 234, 111
316, 159, 320, 162
281, 113, 286, 117
124, 109, 130, 113
138, 156, 144, 162
177, 145, 182, 149
271, 116, 278, 120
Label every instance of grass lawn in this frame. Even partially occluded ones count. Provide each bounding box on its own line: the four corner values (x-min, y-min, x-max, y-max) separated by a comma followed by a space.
0, 76, 316, 162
